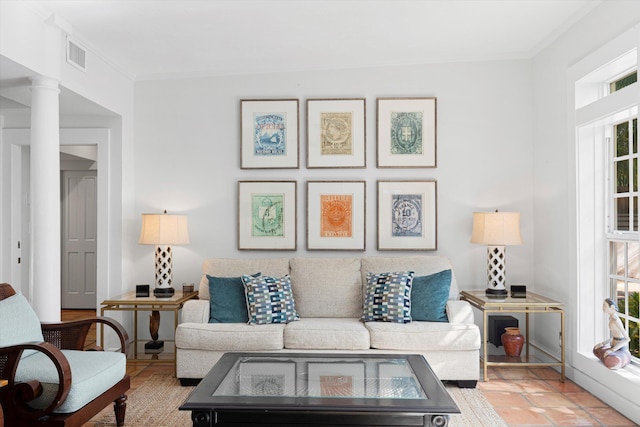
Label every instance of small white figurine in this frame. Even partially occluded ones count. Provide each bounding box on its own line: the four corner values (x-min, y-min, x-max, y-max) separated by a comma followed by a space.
593, 298, 631, 370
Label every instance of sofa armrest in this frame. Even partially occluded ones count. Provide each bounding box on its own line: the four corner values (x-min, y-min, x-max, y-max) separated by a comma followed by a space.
446, 300, 474, 324
182, 299, 210, 324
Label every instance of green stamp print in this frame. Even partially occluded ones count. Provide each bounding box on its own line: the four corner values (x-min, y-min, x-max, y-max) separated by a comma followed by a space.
390, 111, 423, 155
252, 194, 284, 237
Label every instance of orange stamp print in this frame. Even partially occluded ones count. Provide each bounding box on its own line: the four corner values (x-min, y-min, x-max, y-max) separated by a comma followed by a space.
320, 194, 352, 237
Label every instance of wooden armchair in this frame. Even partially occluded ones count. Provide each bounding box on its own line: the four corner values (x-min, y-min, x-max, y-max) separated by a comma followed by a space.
0, 283, 130, 427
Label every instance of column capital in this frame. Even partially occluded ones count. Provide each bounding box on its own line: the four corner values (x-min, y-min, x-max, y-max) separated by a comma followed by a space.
29, 76, 60, 93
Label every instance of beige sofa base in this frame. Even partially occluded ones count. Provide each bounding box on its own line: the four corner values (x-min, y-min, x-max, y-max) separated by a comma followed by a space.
176, 347, 480, 387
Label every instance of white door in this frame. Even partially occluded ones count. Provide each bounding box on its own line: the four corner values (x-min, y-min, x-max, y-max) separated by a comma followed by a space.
61, 170, 98, 309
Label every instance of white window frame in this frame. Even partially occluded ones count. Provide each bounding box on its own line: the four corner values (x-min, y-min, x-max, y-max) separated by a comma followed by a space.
571, 26, 640, 417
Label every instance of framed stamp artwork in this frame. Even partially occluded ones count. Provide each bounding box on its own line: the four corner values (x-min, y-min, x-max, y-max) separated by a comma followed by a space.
377, 180, 437, 250
376, 97, 437, 168
240, 99, 299, 169
238, 181, 297, 250
306, 98, 366, 168
238, 361, 296, 396
307, 362, 366, 397
306, 180, 366, 251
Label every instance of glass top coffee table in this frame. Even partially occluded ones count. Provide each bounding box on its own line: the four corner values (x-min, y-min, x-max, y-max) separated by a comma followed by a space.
180, 352, 459, 427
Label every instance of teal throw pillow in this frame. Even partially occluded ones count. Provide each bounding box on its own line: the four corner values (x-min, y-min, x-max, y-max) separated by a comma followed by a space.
207, 273, 259, 323
241, 274, 299, 325
410, 269, 452, 322
362, 271, 414, 323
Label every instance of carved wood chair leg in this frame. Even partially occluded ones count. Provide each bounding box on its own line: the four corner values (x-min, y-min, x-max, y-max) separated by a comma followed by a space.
114, 394, 127, 427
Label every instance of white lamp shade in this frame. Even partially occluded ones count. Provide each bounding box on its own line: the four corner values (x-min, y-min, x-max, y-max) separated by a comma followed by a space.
139, 213, 190, 245
470, 211, 522, 246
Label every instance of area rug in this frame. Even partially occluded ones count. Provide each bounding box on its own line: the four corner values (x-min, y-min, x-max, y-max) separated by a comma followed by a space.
96, 374, 507, 426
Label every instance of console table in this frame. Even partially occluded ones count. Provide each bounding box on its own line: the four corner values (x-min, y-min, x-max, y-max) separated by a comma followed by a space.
459, 290, 565, 382
100, 290, 198, 373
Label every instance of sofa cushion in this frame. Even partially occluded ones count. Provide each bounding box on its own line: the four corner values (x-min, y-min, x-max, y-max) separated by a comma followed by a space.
207, 275, 248, 323
289, 257, 362, 318
198, 258, 291, 300
207, 272, 261, 323
284, 318, 370, 350
365, 321, 480, 351
176, 322, 285, 351
361, 256, 459, 300
411, 269, 452, 322
15, 349, 126, 413
0, 293, 44, 358
362, 271, 414, 323
242, 274, 299, 325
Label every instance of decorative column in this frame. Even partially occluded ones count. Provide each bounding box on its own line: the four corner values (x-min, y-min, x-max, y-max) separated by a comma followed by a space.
29, 76, 61, 322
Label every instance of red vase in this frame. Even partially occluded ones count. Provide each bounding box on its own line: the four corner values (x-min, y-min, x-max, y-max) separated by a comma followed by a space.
501, 327, 524, 357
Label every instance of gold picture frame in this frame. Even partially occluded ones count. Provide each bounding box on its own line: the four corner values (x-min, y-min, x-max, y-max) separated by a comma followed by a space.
376, 97, 437, 168
240, 99, 300, 169
238, 180, 297, 250
306, 180, 366, 251
377, 180, 437, 250
306, 98, 366, 168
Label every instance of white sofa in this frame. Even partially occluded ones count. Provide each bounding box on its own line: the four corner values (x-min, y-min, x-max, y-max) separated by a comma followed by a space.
175, 256, 481, 387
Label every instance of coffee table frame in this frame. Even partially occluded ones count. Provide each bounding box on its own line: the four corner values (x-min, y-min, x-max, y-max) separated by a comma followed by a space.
180, 352, 459, 427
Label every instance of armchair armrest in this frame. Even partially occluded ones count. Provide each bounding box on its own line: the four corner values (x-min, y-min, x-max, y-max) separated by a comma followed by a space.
182, 299, 210, 324
0, 341, 71, 420
446, 300, 474, 324
42, 316, 129, 354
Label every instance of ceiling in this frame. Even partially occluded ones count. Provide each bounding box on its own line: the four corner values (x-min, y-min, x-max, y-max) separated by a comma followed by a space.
1, 0, 602, 115
26, 0, 601, 80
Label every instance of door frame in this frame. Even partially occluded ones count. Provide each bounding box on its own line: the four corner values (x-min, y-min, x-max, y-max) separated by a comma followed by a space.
1, 128, 109, 308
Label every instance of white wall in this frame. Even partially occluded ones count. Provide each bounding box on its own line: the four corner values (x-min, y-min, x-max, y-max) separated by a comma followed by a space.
532, 2, 640, 422
132, 60, 535, 291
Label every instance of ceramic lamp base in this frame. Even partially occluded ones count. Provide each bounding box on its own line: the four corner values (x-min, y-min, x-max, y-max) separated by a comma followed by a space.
153, 287, 175, 297
485, 287, 508, 297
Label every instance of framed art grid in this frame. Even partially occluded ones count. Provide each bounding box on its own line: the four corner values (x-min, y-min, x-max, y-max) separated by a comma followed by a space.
376, 97, 437, 168
240, 99, 299, 169
306, 180, 366, 250
238, 180, 297, 250
377, 180, 437, 250
306, 98, 366, 168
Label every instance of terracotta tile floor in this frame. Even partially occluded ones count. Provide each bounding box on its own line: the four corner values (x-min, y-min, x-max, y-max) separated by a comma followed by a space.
479, 367, 637, 426
4, 310, 636, 427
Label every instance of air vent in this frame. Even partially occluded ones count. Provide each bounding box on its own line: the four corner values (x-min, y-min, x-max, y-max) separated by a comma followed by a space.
66, 37, 87, 72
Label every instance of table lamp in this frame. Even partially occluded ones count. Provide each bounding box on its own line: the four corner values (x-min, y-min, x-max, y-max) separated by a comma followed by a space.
139, 210, 190, 297
470, 211, 522, 297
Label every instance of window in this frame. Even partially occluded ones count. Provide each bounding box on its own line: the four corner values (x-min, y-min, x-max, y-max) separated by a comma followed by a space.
609, 117, 639, 360
574, 36, 639, 369
610, 71, 638, 94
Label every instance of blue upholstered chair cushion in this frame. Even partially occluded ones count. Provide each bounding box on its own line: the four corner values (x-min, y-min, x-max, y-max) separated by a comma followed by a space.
241, 274, 299, 325
362, 271, 414, 323
15, 349, 126, 413
0, 293, 45, 357
410, 269, 452, 322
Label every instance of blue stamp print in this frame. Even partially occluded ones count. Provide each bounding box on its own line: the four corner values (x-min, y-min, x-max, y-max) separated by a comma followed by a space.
390, 112, 423, 155
254, 113, 287, 156
392, 194, 422, 237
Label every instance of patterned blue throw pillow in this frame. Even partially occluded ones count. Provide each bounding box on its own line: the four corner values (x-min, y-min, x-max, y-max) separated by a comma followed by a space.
362, 271, 415, 323
241, 274, 300, 325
